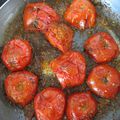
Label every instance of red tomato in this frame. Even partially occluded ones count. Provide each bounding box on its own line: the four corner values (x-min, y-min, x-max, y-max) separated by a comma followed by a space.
1, 39, 32, 71
66, 92, 97, 120
50, 51, 86, 88
23, 2, 60, 32
44, 23, 74, 53
84, 32, 119, 63
87, 64, 120, 99
5, 71, 38, 107
34, 87, 65, 120
64, 0, 96, 30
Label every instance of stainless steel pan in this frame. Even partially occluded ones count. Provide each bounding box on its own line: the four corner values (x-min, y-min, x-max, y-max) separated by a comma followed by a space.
0, 0, 120, 120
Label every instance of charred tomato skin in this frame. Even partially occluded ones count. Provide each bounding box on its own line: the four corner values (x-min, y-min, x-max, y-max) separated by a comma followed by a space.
1, 39, 32, 71
87, 64, 120, 99
66, 92, 97, 120
64, 0, 97, 30
50, 51, 86, 88
23, 2, 60, 32
84, 32, 119, 63
5, 71, 38, 107
34, 87, 66, 120
44, 22, 74, 53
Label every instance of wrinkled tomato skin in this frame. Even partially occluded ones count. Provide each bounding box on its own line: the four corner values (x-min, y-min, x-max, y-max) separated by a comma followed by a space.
66, 92, 97, 120
23, 2, 60, 32
1, 39, 32, 71
34, 87, 66, 120
44, 23, 74, 53
64, 0, 96, 30
84, 32, 119, 63
87, 64, 120, 99
5, 71, 38, 107
50, 51, 86, 88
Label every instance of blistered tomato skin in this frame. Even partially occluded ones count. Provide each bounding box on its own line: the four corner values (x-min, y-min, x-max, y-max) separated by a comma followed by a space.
67, 92, 97, 120
34, 87, 66, 120
1, 39, 32, 71
64, 0, 96, 30
5, 71, 38, 107
50, 51, 86, 88
23, 2, 60, 32
45, 23, 74, 53
84, 32, 119, 63
87, 64, 120, 99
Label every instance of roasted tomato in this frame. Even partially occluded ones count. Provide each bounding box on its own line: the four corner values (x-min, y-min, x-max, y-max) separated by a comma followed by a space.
5, 71, 38, 107
87, 64, 120, 99
64, 0, 96, 30
84, 32, 119, 63
1, 39, 32, 71
44, 22, 74, 53
50, 51, 86, 88
34, 87, 65, 120
66, 92, 97, 120
23, 2, 60, 32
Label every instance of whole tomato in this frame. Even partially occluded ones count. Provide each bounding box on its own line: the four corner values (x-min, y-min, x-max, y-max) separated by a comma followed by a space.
50, 51, 86, 88
23, 2, 60, 32
64, 0, 97, 30
1, 39, 32, 71
44, 22, 74, 53
87, 64, 120, 99
5, 71, 38, 107
34, 87, 66, 120
84, 32, 119, 63
67, 92, 97, 120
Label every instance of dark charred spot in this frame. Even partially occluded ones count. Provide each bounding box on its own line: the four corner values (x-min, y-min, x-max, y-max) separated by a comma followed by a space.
102, 77, 108, 84
99, 35, 109, 48
83, 48, 86, 52
9, 61, 17, 69
103, 41, 109, 48
29, 77, 35, 84
33, 20, 38, 28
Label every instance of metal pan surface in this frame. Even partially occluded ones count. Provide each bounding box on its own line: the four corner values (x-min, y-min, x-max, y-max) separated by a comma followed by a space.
0, 0, 120, 120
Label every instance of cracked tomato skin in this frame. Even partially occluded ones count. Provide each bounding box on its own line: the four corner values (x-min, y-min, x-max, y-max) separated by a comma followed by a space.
50, 51, 86, 88
64, 0, 96, 30
84, 32, 119, 63
87, 64, 120, 99
34, 87, 66, 120
66, 92, 97, 120
5, 71, 38, 107
1, 39, 32, 71
23, 2, 60, 32
44, 23, 74, 53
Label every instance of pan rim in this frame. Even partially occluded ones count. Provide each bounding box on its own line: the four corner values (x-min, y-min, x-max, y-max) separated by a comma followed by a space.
0, 0, 10, 10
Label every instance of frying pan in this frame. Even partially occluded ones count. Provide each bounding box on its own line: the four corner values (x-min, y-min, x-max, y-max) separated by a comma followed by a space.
0, 0, 120, 120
